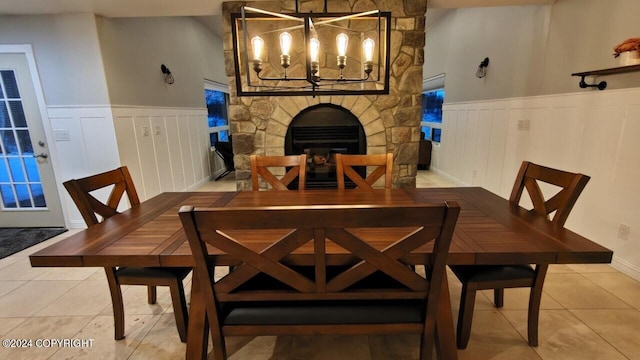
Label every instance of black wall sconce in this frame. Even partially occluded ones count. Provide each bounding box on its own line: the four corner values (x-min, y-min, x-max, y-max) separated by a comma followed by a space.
476, 57, 489, 78
161, 64, 175, 84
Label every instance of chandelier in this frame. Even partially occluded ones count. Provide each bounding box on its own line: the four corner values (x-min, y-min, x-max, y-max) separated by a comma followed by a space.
231, 1, 391, 97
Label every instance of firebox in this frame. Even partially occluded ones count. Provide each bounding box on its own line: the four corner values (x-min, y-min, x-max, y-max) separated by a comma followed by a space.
285, 104, 366, 189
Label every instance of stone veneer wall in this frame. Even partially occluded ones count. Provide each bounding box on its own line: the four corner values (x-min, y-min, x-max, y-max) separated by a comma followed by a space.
222, 0, 427, 190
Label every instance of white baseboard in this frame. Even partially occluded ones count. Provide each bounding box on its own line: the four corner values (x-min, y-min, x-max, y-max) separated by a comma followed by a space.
428, 167, 469, 187
611, 256, 640, 282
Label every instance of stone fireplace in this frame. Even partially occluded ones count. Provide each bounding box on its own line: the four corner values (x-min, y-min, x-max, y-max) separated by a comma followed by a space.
222, 0, 427, 190
285, 104, 366, 189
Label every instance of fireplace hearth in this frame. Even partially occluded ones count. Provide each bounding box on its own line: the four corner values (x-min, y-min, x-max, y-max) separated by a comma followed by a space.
285, 104, 366, 189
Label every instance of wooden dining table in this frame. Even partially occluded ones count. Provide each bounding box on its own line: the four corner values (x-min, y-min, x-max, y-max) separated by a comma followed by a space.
30, 187, 613, 360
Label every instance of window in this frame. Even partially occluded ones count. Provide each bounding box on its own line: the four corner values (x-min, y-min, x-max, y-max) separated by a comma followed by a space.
420, 88, 444, 143
204, 86, 229, 146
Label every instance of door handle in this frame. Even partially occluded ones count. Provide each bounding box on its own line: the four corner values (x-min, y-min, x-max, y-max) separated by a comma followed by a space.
34, 152, 49, 159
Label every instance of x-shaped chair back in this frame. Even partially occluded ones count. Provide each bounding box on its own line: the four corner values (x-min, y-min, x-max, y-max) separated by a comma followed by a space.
63, 166, 140, 226
509, 161, 590, 227
336, 153, 393, 189
180, 203, 460, 344
250, 154, 307, 190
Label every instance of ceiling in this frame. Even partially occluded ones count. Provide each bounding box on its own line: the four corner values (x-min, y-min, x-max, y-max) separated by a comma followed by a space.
0, 0, 555, 17
0, 0, 555, 37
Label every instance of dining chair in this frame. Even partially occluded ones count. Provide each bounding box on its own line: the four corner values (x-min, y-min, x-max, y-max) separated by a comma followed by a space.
250, 154, 307, 190
335, 153, 393, 190
63, 166, 190, 342
179, 202, 460, 360
449, 161, 590, 349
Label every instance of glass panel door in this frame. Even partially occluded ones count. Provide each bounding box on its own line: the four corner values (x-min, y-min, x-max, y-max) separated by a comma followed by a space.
0, 70, 46, 210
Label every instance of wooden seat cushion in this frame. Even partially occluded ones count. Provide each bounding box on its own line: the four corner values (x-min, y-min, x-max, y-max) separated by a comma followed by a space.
222, 299, 425, 326
450, 264, 535, 283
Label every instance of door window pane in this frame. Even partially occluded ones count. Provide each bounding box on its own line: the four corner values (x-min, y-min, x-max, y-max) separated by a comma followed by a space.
17, 130, 33, 154
1, 130, 17, 155
30, 184, 45, 207
24, 157, 40, 182
1, 71, 20, 99
0, 184, 16, 208
0, 161, 9, 182
8, 157, 25, 182
8, 101, 26, 127
15, 183, 31, 207
0, 102, 9, 128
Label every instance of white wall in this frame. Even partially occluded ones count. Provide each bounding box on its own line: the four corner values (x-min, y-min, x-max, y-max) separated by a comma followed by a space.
96, 16, 226, 108
435, 88, 640, 279
112, 107, 211, 201
0, 14, 110, 106
47, 106, 121, 228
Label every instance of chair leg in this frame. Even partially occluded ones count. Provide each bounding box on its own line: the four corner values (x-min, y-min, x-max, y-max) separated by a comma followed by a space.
169, 279, 189, 343
147, 286, 157, 304
527, 265, 549, 347
494, 288, 504, 308
456, 282, 477, 349
105, 267, 125, 340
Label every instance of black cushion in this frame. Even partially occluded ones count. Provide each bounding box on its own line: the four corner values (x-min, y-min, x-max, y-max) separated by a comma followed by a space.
449, 264, 535, 283
116, 266, 191, 280
222, 299, 425, 326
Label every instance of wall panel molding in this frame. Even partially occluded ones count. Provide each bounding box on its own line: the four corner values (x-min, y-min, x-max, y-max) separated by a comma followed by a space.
437, 87, 640, 281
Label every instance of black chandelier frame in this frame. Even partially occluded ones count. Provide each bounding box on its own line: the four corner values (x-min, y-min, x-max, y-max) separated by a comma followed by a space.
231, 8, 391, 97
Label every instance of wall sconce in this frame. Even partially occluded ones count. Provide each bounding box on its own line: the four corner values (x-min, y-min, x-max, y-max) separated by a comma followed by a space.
161, 64, 175, 84
476, 57, 489, 78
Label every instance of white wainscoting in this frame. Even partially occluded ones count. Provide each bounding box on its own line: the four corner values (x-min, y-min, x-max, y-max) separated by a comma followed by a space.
434, 88, 640, 281
111, 106, 211, 201
47, 106, 121, 228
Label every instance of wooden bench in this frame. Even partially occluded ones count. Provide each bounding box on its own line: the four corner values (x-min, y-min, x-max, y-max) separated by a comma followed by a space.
179, 202, 460, 360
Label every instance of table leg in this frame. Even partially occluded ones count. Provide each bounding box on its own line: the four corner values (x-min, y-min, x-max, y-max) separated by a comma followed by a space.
186, 271, 209, 360
435, 270, 458, 360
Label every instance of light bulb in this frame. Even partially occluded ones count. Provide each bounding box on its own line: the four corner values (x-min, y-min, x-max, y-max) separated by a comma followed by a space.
310, 38, 320, 63
251, 36, 264, 60
279, 32, 292, 56
336, 33, 349, 57
363, 38, 375, 62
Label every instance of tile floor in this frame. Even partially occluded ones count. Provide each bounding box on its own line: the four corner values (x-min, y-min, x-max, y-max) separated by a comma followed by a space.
1, 171, 638, 359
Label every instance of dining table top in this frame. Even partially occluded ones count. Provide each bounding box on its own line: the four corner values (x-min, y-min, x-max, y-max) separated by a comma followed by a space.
29, 187, 613, 269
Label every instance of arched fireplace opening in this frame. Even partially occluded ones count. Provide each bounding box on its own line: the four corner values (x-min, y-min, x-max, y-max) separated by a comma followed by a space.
285, 104, 366, 189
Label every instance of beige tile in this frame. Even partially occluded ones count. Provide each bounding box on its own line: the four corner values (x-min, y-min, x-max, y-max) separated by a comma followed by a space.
0, 316, 93, 360
0, 317, 27, 336
287, 335, 371, 360
546, 264, 577, 274
99, 284, 171, 316
0, 255, 22, 270
33, 267, 100, 281
0, 257, 50, 281
227, 336, 291, 360
36, 280, 112, 316
567, 264, 618, 273
86, 269, 107, 281
49, 314, 159, 360
448, 274, 499, 312
0, 280, 26, 297
502, 309, 628, 360
369, 334, 420, 360
0, 280, 79, 317
479, 288, 563, 310
543, 273, 630, 309
457, 309, 541, 360
570, 309, 640, 360
126, 313, 185, 360
586, 272, 640, 310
